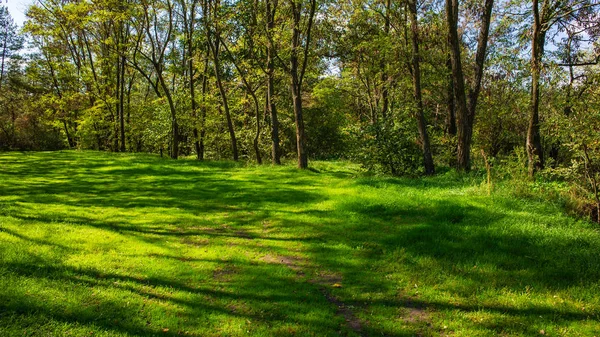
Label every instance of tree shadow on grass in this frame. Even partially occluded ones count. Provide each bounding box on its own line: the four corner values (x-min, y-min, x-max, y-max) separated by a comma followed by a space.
305, 197, 600, 335
0, 256, 355, 336
2, 151, 600, 336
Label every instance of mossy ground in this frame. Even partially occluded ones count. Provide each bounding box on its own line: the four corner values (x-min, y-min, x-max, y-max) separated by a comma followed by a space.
1, 151, 599, 336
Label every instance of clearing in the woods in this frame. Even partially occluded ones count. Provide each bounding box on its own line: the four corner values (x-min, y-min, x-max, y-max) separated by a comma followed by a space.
0, 151, 599, 336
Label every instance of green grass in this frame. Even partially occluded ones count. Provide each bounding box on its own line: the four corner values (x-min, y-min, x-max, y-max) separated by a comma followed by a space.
1, 151, 599, 336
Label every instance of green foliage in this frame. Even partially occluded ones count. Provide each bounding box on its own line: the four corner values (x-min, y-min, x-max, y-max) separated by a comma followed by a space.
353, 120, 424, 176
304, 78, 350, 160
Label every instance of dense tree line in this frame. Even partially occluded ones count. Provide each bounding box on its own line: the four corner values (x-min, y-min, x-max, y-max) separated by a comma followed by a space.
0, 0, 599, 194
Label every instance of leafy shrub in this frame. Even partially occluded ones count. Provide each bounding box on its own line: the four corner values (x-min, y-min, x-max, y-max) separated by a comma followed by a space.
352, 120, 423, 176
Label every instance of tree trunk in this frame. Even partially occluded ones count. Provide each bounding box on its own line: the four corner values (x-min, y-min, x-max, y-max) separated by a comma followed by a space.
409, 0, 435, 175
446, 0, 469, 170
445, 56, 456, 136
157, 71, 179, 159
380, 0, 391, 120
63, 119, 74, 148
291, 78, 307, 169
119, 40, 126, 152
288, 0, 315, 169
199, 58, 209, 160
182, 0, 201, 160
446, 0, 493, 171
252, 93, 262, 164
266, 0, 281, 164
211, 38, 238, 161
0, 24, 7, 92
527, 0, 545, 176
290, 28, 307, 168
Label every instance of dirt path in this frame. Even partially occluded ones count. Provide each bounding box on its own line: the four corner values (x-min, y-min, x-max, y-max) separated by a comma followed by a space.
261, 254, 366, 336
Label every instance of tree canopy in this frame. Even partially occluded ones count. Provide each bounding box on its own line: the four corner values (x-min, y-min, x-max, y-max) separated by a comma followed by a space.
0, 0, 599, 191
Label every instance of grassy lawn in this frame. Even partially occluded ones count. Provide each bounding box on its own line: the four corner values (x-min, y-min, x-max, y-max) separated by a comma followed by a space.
1, 151, 599, 336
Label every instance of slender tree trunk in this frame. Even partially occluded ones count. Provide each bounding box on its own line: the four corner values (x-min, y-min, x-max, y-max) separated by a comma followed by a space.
118, 26, 126, 152
445, 56, 456, 136
446, 0, 469, 170
252, 92, 262, 164
288, 0, 316, 169
183, 0, 201, 159
211, 38, 238, 161
527, 0, 545, 176
127, 74, 133, 151
115, 43, 121, 152
291, 76, 307, 168
199, 57, 209, 160
207, 0, 237, 161
63, 119, 74, 148
380, 0, 391, 120
408, 0, 434, 175
157, 71, 179, 159
0, 25, 7, 92
446, 0, 493, 171
266, 0, 281, 164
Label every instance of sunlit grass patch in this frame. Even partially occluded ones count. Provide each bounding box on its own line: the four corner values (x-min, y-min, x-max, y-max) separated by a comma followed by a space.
1, 150, 599, 336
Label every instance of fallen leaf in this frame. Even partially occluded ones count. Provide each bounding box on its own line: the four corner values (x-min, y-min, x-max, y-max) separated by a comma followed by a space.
332, 283, 342, 288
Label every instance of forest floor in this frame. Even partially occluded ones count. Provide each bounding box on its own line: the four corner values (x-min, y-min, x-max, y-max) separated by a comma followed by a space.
0, 151, 599, 336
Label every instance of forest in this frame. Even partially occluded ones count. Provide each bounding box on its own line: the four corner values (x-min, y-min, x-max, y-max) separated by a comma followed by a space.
1, 0, 600, 335
0, 0, 599, 174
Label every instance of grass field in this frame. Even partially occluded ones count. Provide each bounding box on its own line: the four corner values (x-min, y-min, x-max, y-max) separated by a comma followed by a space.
0, 151, 599, 336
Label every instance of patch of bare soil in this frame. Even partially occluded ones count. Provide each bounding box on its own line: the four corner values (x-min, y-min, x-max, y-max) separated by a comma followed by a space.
262, 254, 365, 336
212, 266, 238, 282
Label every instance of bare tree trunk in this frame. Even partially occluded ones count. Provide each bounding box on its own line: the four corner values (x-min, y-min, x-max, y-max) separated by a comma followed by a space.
118, 21, 126, 152
527, 0, 546, 176
288, 0, 316, 169
199, 56, 209, 160
63, 119, 74, 148
156, 71, 179, 159
219, 35, 262, 164
0, 24, 7, 92
446, 0, 493, 171
446, 0, 469, 169
380, 0, 391, 120
207, 0, 237, 161
408, 0, 434, 175
180, 0, 202, 159
266, 0, 281, 164
291, 75, 307, 168
210, 37, 238, 161
445, 56, 456, 136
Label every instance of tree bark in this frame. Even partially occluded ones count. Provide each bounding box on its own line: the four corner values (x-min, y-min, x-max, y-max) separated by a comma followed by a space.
408, 0, 435, 175
288, 0, 316, 169
266, 0, 281, 164
199, 55, 209, 160
380, 0, 391, 120
0, 22, 7, 92
118, 21, 126, 152
210, 27, 238, 161
446, 0, 493, 171
527, 0, 546, 176
182, 0, 201, 159
445, 56, 456, 136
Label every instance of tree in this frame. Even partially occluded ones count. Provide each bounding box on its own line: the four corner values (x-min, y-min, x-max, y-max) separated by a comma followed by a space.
129, 0, 180, 159
265, 0, 281, 164
407, 0, 435, 175
446, 0, 494, 171
0, 6, 23, 91
285, 0, 317, 169
526, 0, 600, 176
